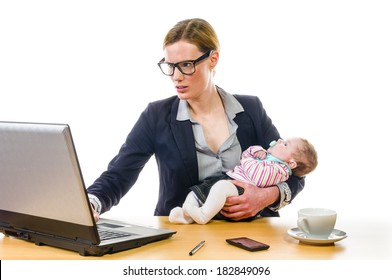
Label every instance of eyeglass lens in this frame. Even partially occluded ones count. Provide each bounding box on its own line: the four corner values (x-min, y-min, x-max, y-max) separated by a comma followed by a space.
158, 51, 211, 76
161, 62, 195, 76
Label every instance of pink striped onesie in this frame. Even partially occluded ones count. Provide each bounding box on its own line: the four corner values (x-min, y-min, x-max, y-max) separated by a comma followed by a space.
226, 145, 291, 187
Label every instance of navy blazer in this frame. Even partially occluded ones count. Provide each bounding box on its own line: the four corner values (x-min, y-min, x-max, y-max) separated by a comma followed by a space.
87, 88, 305, 217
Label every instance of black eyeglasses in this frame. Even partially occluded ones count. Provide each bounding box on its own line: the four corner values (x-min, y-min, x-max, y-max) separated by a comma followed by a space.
157, 50, 212, 76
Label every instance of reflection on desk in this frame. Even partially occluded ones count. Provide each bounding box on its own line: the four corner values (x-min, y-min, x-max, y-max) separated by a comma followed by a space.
1, 215, 391, 260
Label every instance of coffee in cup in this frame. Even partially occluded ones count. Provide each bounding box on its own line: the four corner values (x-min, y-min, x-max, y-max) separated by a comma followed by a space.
297, 208, 337, 239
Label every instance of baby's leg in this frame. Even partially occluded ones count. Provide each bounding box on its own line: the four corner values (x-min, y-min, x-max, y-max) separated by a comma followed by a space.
185, 180, 239, 224
168, 192, 199, 224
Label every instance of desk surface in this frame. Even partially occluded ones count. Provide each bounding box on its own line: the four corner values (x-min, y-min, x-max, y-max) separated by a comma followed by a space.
1, 215, 391, 260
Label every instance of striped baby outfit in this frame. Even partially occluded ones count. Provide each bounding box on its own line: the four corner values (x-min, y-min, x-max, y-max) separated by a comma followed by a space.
226, 145, 291, 187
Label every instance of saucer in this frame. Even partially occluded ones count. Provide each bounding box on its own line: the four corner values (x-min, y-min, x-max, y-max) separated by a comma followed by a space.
287, 227, 347, 245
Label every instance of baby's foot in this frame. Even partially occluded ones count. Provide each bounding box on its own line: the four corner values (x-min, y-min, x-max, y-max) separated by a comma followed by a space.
168, 207, 194, 224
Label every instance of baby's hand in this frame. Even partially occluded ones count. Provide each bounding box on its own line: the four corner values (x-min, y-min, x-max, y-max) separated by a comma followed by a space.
254, 150, 267, 160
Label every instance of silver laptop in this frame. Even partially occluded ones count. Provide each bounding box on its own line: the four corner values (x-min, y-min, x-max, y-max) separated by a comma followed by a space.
0, 121, 176, 256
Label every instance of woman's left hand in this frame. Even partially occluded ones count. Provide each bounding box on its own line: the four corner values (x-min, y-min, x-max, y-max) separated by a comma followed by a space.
220, 180, 279, 220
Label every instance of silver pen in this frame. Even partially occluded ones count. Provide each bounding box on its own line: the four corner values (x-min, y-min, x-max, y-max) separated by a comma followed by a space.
189, 240, 205, 256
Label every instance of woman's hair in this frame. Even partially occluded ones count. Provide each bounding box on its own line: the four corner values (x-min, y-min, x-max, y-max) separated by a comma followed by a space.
292, 138, 318, 177
163, 18, 220, 53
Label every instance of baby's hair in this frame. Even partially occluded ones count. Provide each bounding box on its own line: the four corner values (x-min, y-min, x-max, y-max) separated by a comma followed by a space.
292, 138, 318, 177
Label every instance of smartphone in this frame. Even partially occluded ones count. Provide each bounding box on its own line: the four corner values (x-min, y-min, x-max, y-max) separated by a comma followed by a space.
226, 237, 270, 252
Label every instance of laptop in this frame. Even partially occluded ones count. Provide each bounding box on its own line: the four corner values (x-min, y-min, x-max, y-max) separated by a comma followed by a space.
0, 121, 176, 256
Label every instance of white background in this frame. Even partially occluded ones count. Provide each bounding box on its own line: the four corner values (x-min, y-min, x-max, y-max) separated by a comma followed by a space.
1, 0, 392, 271
1, 0, 391, 220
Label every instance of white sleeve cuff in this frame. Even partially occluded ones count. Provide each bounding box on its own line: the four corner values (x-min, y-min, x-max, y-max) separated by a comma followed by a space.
268, 182, 292, 212
88, 194, 102, 214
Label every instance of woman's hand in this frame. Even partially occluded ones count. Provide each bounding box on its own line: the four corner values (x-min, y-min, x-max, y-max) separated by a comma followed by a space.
220, 180, 279, 220
90, 204, 100, 223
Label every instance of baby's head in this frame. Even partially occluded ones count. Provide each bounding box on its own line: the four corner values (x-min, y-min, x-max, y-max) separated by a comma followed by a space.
268, 137, 318, 177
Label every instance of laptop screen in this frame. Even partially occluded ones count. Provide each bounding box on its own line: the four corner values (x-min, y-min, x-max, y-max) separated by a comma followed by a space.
0, 121, 98, 243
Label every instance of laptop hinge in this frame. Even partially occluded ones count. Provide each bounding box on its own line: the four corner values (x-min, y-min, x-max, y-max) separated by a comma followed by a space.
1, 226, 94, 245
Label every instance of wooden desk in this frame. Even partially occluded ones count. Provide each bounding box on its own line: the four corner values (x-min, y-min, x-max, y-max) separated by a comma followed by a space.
1, 215, 391, 260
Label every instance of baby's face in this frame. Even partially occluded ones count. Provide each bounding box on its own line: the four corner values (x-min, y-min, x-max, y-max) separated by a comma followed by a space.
267, 138, 301, 162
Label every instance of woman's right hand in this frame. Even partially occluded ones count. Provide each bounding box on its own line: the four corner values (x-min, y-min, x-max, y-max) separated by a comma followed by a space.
90, 204, 100, 223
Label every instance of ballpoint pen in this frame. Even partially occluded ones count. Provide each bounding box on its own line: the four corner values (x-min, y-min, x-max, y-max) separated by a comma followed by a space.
189, 240, 205, 256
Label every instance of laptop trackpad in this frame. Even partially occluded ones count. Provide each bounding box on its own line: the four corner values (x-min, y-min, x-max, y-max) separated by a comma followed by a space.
98, 222, 124, 229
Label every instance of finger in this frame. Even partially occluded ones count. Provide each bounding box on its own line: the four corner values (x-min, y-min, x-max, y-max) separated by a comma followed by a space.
93, 210, 100, 223
222, 201, 246, 214
225, 191, 246, 205
220, 209, 248, 221
224, 197, 239, 207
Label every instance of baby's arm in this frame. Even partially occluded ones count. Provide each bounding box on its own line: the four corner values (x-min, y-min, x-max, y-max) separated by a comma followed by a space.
253, 150, 267, 160
242, 161, 290, 188
241, 145, 268, 160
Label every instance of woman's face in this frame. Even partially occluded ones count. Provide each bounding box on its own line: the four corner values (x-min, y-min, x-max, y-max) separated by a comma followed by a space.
163, 40, 217, 101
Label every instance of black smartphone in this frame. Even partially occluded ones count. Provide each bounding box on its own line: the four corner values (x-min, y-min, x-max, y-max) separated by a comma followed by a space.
226, 237, 270, 252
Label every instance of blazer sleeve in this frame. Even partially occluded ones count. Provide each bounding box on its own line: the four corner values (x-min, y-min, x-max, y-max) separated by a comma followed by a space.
87, 104, 155, 214
87, 96, 199, 216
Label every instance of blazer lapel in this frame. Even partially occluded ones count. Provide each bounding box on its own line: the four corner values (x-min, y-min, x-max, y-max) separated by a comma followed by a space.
170, 100, 199, 184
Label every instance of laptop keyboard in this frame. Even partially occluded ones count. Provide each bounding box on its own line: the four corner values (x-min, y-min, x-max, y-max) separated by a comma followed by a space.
97, 228, 134, 241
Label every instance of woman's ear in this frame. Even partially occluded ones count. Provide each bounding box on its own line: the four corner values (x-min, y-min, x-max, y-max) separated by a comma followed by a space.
210, 51, 219, 68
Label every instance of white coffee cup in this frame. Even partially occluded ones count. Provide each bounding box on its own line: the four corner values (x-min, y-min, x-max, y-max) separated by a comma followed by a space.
297, 208, 337, 239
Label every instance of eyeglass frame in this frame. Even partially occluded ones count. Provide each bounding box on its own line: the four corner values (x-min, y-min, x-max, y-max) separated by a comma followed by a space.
157, 50, 213, 76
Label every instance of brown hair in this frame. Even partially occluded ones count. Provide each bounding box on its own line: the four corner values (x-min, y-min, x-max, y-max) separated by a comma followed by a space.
292, 138, 318, 177
163, 18, 220, 53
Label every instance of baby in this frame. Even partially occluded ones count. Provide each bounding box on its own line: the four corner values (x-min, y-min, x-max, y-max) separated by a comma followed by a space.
169, 137, 318, 224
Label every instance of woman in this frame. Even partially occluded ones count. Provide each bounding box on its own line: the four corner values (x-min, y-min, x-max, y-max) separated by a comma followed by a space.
87, 18, 304, 222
